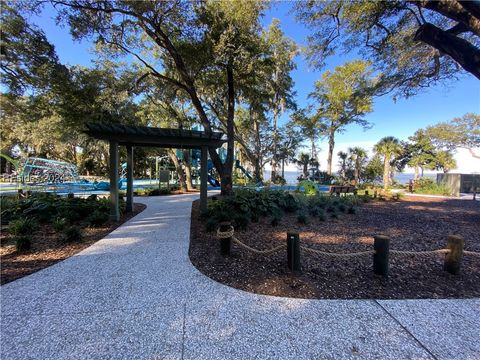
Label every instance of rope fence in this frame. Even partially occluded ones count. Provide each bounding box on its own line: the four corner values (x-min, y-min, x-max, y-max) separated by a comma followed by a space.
300, 246, 375, 258
215, 225, 480, 276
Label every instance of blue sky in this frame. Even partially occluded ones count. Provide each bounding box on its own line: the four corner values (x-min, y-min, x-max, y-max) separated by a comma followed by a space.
30, 2, 480, 172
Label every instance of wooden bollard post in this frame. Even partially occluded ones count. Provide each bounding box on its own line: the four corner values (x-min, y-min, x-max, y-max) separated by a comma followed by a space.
444, 235, 464, 275
219, 223, 232, 256
373, 235, 390, 276
287, 232, 301, 272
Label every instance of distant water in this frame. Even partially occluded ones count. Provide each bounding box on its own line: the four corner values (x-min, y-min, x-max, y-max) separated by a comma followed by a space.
263, 170, 436, 185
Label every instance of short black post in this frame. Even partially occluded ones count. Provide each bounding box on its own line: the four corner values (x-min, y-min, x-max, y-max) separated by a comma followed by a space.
444, 235, 464, 275
365, 190, 369, 196
287, 232, 301, 272
219, 223, 232, 256
373, 235, 390, 276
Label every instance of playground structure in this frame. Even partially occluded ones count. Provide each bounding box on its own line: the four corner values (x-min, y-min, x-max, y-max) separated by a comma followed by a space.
0, 147, 254, 195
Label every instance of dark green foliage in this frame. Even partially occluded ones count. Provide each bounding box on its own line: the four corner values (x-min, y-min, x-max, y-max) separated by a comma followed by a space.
330, 211, 339, 219
53, 217, 67, 231
233, 213, 250, 230
205, 218, 218, 232
63, 226, 82, 243
326, 205, 336, 213
318, 210, 326, 221
250, 211, 259, 223
297, 212, 308, 224
8, 217, 37, 236
87, 210, 109, 227
15, 236, 31, 252
0, 194, 114, 227
347, 206, 356, 214
338, 203, 347, 213
309, 206, 320, 217
270, 215, 281, 226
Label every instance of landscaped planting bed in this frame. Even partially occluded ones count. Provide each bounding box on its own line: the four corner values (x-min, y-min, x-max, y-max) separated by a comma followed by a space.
189, 191, 480, 299
0, 193, 145, 285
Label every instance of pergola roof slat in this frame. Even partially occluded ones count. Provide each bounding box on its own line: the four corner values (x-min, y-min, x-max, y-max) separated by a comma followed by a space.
85, 123, 226, 149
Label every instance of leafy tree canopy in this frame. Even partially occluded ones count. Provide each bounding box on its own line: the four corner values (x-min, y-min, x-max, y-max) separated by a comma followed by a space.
296, 0, 480, 98
425, 113, 480, 159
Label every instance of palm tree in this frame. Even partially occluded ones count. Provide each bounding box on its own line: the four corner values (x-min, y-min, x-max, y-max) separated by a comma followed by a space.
337, 151, 348, 180
348, 147, 368, 185
374, 137, 402, 190
294, 153, 314, 179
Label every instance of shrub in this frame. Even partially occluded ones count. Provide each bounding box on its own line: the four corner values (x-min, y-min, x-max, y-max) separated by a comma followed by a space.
413, 178, 453, 196
234, 214, 250, 230
330, 211, 339, 219
205, 218, 218, 232
9, 217, 37, 236
326, 205, 336, 213
338, 203, 347, 213
309, 206, 320, 217
58, 209, 82, 223
297, 212, 308, 224
15, 236, 31, 252
318, 210, 326, 221
147, 188, 172, 196
347, 206, 356, 214
87, 210, 109, 227
270, 215, 281, 226
53, 217, 67, 231
63, 226, 82, 243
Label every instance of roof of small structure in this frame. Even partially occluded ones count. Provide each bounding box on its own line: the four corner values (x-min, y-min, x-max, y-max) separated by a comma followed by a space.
85, 123, 226, 149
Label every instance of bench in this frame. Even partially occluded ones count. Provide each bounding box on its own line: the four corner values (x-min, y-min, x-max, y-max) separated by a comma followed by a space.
329, 185, 357, 196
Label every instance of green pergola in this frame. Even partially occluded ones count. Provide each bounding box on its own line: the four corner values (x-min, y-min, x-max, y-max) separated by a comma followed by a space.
85, 123, 226, 220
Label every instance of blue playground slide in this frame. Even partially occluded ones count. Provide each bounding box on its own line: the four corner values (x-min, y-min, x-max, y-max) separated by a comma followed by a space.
235, 160, 253, 179
207, 174, 220, 187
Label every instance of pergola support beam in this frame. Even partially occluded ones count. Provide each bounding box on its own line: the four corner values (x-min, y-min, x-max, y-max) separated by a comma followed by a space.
126, 145, 134, 213
109, 140, 120, 221
200, 146, 208, 213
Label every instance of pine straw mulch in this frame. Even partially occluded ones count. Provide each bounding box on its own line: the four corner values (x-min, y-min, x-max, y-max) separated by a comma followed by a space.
189, 196, 480, 299
0, 203, 146, 285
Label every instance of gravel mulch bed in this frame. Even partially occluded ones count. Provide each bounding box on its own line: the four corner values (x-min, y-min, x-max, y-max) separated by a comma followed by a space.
189, 196, 480, 299
0, 203, 146, 285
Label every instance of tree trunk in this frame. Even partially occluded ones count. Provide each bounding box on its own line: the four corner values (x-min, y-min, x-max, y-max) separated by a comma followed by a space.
167, 149, 187, 192
270, 106, 278, 181
221, 61, 235, 195
327, 128, 335, 175
414, 22, 480, 80
182, 150, 194, 191
281, 159, 285, 178
414, 166, 419, 180
383, 155, 390, 190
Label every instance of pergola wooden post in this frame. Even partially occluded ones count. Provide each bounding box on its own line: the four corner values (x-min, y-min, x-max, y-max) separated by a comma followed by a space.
87, 123, 225, 221
126, 145, 134, 213
200, 146, 208, 213
109, 140, 120, 221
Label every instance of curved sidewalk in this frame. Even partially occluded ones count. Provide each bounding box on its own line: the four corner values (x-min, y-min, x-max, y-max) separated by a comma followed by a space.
1, 193, 479, 359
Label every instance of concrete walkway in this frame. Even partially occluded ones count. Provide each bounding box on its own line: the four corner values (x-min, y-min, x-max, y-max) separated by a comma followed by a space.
1, 193, 479, 359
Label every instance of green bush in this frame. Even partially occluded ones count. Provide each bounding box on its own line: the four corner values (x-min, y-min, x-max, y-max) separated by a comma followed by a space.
347, 206, 356, 214
205, 218, 218, 232
53, 217, 67, 231
9, 217, 37, 236
270, 215, 281, 226
297, 212, 308, 224
87, 210, 109, 227
338, 203, 347, 213
318, 210, 326, 221
63, 226, 82, 243
413, 178, 453, 196
330, 211, 339, 219
15, 235, 31, 252
233, 213, 250, 230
